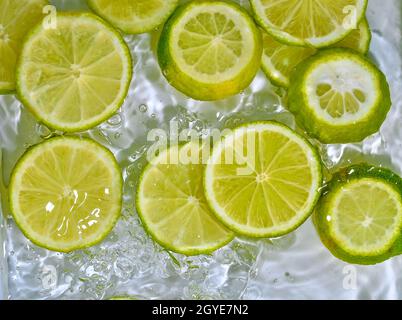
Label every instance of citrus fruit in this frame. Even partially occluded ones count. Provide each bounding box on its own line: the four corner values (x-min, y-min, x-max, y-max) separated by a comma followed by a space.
158, 0, 262, 101
9, 136, 122, 252
314, 164, 402, 265
16, 12, 132, 132
136, 142, 234, 255
204, 121, 322, 238
288, 48, 391, 144
261, 19, 371, 88
250, 0, 368, 47
0, 0, 48, 94
86, 0, 179, 34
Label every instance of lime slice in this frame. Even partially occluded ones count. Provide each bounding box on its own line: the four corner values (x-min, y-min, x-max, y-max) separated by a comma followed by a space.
158, 0, 262, 101
204, 121, 322, 238
9, 136, 122, 252
261, 19, 371, 88
314, 164, 402, 265
250, 0, 368, 47
0, 0, 48, 94
136, 143, 234, 255
288, 48, 391, 144
86, 0, 179, 34
16, 12, 132, 132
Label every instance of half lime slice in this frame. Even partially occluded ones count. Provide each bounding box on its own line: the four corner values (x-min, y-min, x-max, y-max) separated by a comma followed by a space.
158, 0, 262, 101
250, 0, 368, 47
9, 136, 122, 252
204, 121, 322, 238
17, 12, 132, 132
86, 0, 179, 34
288, 48, 391, 144
0, 0, 48, 94
136, 142, 234, 255
314, 164, 402, 265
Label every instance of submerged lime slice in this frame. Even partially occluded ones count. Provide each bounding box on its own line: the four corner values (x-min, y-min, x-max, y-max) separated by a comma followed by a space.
17, 12, 132, 132
250, 0, 368, 47
204, 121, 322, 238
0, 0, 48, 94
314, 164, 402, 265
261, 19, 371, 88
136, 143, 234, 255
288, 48, 391, 144
87, 0, 179, 34
158, 0, 262, 101
9, 136, 122, 252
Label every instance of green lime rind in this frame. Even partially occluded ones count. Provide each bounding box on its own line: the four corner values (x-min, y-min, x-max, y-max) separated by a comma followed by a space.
250, 0, 368, 48
16, 12, 133, 133
313, 164, 402, 265
136, 143, 234, 256
0, 87, 16, 95
86, 0, 179, 34
158, 0, 262, 101
9, 136, 123, 253
204, 120, 323, 238
288, 48, 391, 144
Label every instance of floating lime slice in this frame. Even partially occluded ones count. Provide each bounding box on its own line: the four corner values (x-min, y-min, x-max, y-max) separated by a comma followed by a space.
9, 136, 122, 252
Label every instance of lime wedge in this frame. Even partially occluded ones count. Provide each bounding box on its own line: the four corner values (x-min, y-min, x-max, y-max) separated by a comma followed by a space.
16, 12, 132, 132
87, 0, 179, 34
204, 121, 322, 238
136, 143, 234, 255
288, 48, 391, 144
261, 19, 371, 88
250, 0, 368, 47
314, 164, 402, 265
9, 136, 122, 252
158, 0, 262, 101
0, 0, 48, 94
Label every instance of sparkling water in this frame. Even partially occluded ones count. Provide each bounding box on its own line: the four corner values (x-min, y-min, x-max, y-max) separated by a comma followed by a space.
0, 0, 401, 300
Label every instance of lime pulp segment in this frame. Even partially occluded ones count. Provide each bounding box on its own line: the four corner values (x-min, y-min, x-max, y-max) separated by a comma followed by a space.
288, 48, 391, 144
250, 0, 368, 48
87, 0, 179, 34
16, 12, 132, 132
158, 0, 262, 101
204, 121, 322, 238
0, 0, 48, 94
137, 143, 234, 255
9, 136, 122, 252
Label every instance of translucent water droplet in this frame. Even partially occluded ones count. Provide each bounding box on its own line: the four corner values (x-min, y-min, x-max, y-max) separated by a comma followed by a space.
36, 123, 53, 139
138, 104, 148, 113
107, 113, 122, 127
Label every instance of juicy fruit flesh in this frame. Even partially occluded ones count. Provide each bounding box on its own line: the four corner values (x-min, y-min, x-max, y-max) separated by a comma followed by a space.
11, 139, 121, 251
252, 0, 365, 46
206, 124, 321, 236
172, 3, 256, 81
179, 12, 243, 75
138, 145, 232, 254
306, 58, 376, 123
330, 179, 402, 255
0, 0, 46, 91
18, 14, 130, 130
